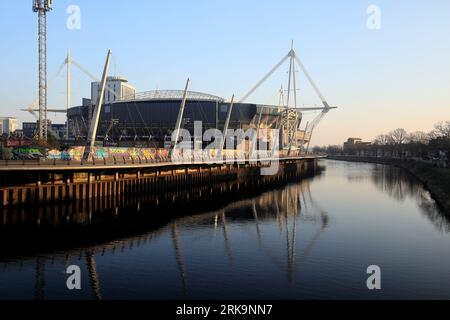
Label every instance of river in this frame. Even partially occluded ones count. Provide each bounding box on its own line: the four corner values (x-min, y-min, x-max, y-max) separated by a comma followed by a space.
0, 159, 449, 300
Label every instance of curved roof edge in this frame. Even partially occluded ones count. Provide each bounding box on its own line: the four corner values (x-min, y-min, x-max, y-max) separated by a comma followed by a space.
117, 90, 225, 103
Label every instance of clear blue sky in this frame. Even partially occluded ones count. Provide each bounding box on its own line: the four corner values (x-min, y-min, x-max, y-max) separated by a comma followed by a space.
1, 0, 449, 145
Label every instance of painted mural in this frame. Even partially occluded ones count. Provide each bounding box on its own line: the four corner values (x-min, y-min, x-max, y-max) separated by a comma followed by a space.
5, 145, 285, 161
12, 147, 47, 160
46, 147, 169, 161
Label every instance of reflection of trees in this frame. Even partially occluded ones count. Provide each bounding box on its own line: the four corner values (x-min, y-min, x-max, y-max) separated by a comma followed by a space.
370, 165, 450, 232
347, 175, 371, 184
371, 165, 421, 201
418, 194, 450, 233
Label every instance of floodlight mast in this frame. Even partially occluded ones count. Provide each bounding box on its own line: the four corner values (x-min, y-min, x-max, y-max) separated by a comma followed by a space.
32, 0, 53, 143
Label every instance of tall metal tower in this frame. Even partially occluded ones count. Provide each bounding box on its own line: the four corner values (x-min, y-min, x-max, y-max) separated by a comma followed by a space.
32, 0, 52, 143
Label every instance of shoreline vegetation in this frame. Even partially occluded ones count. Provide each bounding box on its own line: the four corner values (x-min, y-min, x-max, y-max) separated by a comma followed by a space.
327, 156, 450, 216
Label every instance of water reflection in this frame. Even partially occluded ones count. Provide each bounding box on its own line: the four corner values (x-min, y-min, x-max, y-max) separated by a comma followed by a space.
171, 223, 187, 294
168, 180, 330, 289
331, 161, 449, 232
34, 258, 45, 300
0, 175, 329, 299
86, 250, 102, 300
1, 160, 450, 299
370, 164, 450, 232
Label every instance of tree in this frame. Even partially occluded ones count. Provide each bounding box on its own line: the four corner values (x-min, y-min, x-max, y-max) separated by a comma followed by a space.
312, 146, 326, 154
0, 146, 13, 160
407, 131, 429, 144
429, 137, 450, 155
46, 134, 60, 149
373, 134, 391, 146
317, 120, 450, 161
433, 121, 450, 139
389, 128, 408, 145
326, 145, 343, 155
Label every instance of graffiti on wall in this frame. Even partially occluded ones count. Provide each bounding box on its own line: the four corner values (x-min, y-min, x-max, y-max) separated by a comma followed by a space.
12, 147, 47, 160
47, 147, 169, 161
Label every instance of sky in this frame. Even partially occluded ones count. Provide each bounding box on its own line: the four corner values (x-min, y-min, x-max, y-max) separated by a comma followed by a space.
0, 0, 449, 146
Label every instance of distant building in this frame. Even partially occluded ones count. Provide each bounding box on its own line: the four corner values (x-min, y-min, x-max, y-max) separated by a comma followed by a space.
344, 138, 362, 149
343, 137, 371, 154
82, 98, 92, 107
91, 76, 136, 105
22, 122, 38, 139
0, 117, 18, 135
22, 121, 67, 140
14, 129, 24, 137
50, 123, 67, 140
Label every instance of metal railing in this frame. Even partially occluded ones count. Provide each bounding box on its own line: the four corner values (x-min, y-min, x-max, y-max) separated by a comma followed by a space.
0, 156, 171, 167
0, 152, 314, 168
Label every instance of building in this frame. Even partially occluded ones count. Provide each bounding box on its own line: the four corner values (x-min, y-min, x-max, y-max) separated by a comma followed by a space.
22, 122, 39, 139
68, 89, 307, 148
91, 76, 136, 105
82, 98, 92, 107
0, 117, 18, 135
22, 121, 67, 140
343, 138, 371, 154
50, 123, 68, 140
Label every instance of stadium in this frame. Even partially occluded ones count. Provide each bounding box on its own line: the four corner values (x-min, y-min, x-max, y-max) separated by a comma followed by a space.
68, 89, 297, 149
64, 47, 336, 152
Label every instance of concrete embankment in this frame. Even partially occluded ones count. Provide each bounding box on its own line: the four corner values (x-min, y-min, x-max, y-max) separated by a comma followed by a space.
327, 156, 450, 215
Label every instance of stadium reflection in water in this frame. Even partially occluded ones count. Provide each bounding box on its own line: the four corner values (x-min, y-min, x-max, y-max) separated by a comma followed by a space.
0, 160, 449, 300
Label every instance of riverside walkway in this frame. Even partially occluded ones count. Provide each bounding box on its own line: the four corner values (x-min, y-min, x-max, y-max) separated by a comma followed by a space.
0, 155, 323, 207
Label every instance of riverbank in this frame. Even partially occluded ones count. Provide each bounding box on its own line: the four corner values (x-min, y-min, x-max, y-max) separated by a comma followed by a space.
327, 155, 450, 215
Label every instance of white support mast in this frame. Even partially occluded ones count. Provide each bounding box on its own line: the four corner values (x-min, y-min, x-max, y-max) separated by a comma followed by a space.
278, 84, 285, 109
250, 107, 264, 159
220, 95, 235, 153
83, 50, 112, 160
291, 49, 298, 111
173, 78, 190, 149
286, 57, 293, 110
66, 49, 71, 140
284, 45, 301, 152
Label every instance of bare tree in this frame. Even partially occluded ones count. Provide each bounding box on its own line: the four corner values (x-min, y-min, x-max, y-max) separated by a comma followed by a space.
373, 134, 391, 146
433, 121, 450, 139
407, 131, 429, 144
326, 145, 343, 155
389, 128, 408, 145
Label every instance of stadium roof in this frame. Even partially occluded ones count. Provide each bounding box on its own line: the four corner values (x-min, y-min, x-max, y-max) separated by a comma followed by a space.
117, 90, 225, 103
